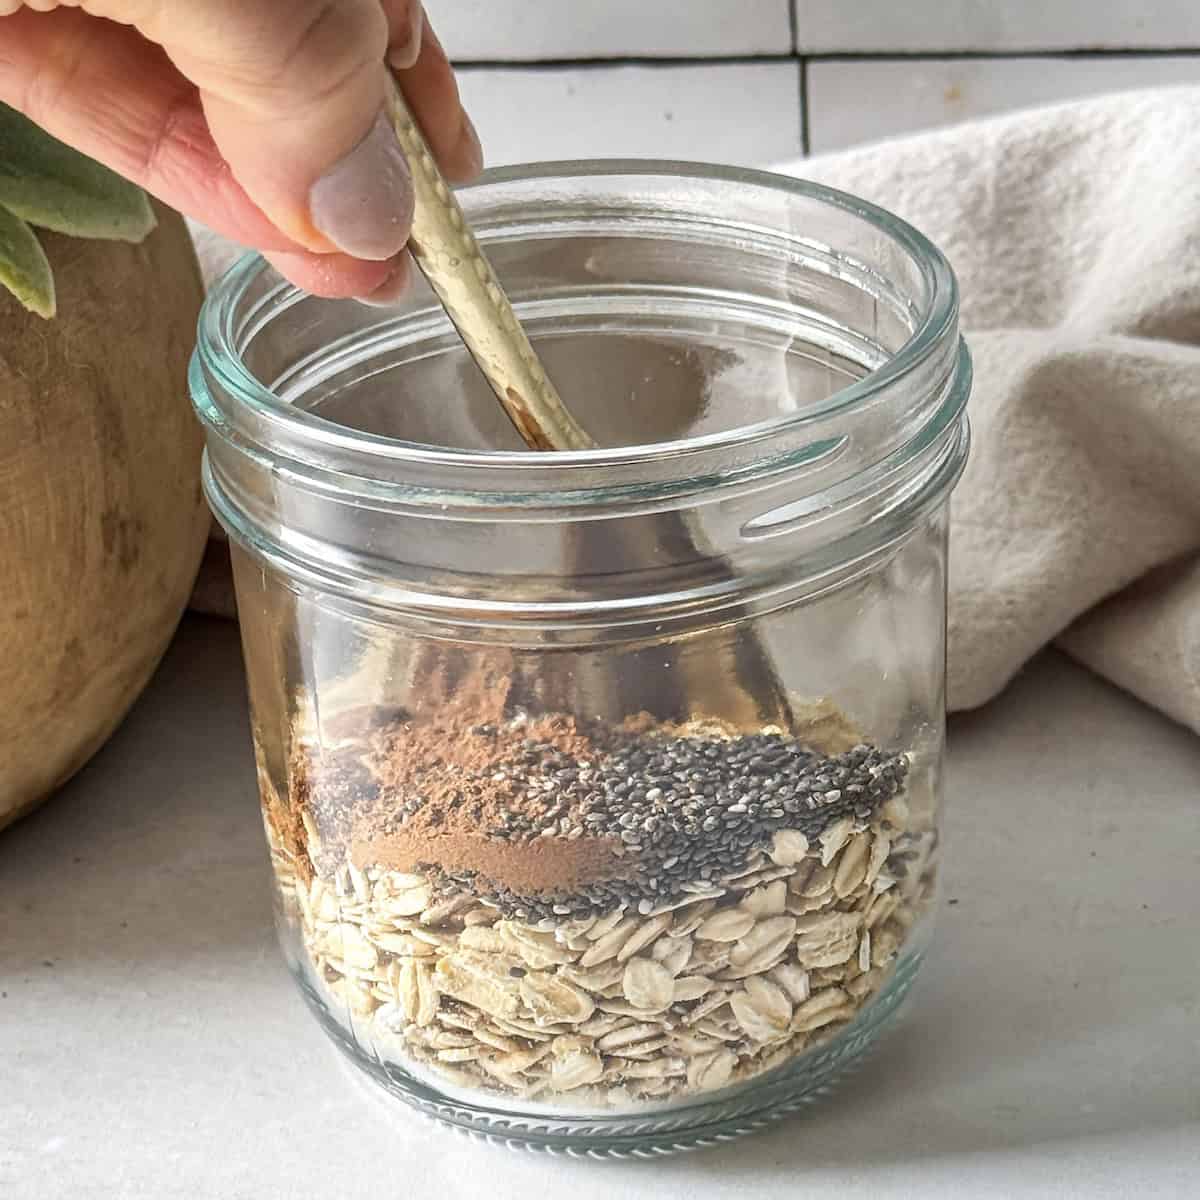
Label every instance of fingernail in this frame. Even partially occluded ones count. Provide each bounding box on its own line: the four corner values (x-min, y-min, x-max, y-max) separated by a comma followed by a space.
358, 257, 411, 307
310, 110, 414, 260
388, 3, 425, 70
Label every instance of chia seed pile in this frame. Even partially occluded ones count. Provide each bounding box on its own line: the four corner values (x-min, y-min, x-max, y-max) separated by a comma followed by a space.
429, 729, 909, 922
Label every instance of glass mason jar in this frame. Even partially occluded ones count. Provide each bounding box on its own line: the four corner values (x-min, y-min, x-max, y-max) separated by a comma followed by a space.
191, 163, 970, 1155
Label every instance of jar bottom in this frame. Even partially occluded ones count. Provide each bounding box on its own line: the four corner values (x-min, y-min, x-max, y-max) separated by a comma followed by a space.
293, 941, 927, 1157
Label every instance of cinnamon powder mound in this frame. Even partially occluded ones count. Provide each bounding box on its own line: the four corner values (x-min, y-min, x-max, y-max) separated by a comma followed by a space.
289, 680, 631, 894
352, 830, 624, 895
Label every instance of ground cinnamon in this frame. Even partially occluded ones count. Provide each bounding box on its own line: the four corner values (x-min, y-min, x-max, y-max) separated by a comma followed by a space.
288, 689, 633, 894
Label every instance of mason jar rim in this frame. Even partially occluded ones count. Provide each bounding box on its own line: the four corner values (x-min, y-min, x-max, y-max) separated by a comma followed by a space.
194, 159, 960, 483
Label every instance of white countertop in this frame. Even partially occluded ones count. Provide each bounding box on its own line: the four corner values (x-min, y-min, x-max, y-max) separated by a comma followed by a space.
2, 615, 1198, 1198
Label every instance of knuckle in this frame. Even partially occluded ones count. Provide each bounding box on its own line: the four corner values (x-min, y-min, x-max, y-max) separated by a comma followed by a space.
254, 0, 387, 110
19, 20, 92, 132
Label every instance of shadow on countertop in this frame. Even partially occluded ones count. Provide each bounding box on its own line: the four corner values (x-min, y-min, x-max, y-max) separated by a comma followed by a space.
0, 616, 268, 971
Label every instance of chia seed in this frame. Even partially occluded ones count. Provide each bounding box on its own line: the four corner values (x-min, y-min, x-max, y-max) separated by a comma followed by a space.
417, 724, 909, 921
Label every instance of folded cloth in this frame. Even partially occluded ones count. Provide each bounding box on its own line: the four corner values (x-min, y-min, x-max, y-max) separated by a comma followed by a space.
187, 86, 1200, 734
779, 86, 1200, 733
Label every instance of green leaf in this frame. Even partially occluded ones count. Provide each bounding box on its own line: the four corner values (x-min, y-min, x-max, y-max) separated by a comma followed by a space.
0, 203, 54, 318
0, 104, 155, 242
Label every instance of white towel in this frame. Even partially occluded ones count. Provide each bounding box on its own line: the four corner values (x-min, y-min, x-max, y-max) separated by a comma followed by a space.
778, 86, 1200, 732
189, 86, 1200, 734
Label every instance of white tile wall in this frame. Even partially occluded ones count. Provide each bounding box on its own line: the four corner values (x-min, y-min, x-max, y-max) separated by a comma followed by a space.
457, 63, 803, 167
793, 0, 1200, 53
427, 0, 794, 60
432, 2, 1200, 164
807, 56, 1200, 151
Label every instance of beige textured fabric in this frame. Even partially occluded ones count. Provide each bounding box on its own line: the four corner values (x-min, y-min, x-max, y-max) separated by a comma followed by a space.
188, 87, 1200, 732
781, 86, 1200, 732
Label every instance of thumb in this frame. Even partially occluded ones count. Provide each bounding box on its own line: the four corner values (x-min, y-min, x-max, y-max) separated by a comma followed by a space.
154, 0, 415, 260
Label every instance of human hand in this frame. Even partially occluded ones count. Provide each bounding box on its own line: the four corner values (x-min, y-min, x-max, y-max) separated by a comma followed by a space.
0, 1, 481, 301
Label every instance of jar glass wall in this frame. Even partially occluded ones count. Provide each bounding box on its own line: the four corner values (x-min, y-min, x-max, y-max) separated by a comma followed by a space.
191, 163, 970, 1154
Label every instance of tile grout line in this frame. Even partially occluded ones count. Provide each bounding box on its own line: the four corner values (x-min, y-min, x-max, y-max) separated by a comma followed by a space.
799, 58, 811, 155
451, 48, 1200, 71
794, 47, 1200, 61
453, 53, 794, 70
